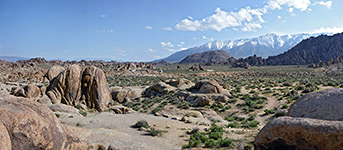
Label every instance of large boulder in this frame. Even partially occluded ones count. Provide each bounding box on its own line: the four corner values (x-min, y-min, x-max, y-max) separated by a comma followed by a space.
185, 94, 214, 106
111, 87, 145, 103
23, 84, 41, 98
14, 84, 41, 98
0, 95, 67, 149
289, 88, 343, 121
0, 123, 11, 150
47, 64, 82, 105
166, 78, 194, 90
189, 79, 228, 94
255, 117, 343, 150
80, 66, 112, 111
46, 66, 65, 82
144, 82, 176, 97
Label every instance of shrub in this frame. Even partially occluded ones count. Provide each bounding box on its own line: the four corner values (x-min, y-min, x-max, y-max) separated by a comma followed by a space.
55, 113, 60, 118
132, 120, 150, 128
147, 128, 167, 136
274, 110, 287, 117
79, 110, 87, 117
264, 109, 275, 115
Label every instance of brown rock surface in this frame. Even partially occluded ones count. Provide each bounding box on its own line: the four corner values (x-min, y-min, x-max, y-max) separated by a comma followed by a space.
255, 116, 343, 150
111, 87, 145, 103
0, 123, 11, 150
0, 95, 67, 149
144, 82, 176, 97
24, 84, 41, 98
47, 64, 82, 106
46, 65, 65, 82
80, 66, 112, 111
189, 79, 227, 94
289, 88, 343, 121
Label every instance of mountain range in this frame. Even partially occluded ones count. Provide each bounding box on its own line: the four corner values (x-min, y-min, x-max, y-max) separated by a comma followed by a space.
156, 33, 324, 63
179, 50, 235, 64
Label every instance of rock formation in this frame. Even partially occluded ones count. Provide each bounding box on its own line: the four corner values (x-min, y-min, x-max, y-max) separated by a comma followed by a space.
255, 88, 343, 149
46, 65, 112, 111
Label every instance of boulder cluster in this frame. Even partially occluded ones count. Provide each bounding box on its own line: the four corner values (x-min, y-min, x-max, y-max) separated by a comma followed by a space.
46, 65, 112, 111
255, 88, 343, 150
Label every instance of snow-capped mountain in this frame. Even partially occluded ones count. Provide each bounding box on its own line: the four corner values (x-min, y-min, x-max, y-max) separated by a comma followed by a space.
156, 33, 324, 62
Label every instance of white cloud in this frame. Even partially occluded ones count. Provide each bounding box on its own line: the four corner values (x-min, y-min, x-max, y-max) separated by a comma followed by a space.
100, 15, 106, 18
175, 7, 265, 32
314, 1, 332, 9
241, 22, 262, 32
312, 27, 343, 34
174, 0, 326, 32
145, 26, 153, 30
97, 29, 113, 33
162, 27, 173, 31
147, 49, 156, 53
160, 42, 174, 48
277, 16, 282, 19
178, 42, 185, 47
180, 42, 185, 45
288, 7, 294, 12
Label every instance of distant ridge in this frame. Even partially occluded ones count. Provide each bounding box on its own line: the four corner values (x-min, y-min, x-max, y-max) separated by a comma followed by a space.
0, 56, 29, 62
179, 50, 235, 64
266, 33, 343, 65
155, 33, 322, 62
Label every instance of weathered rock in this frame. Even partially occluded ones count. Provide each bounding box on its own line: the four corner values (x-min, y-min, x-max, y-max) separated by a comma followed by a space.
166, 78, 194, 90
255, 116, 343, 150
289, 88, 343, 121
189, 79, 228, 94
24, 84, 41, 98
111, 87, 144, 103
0, 123, 11, 150
46, 65, 65, 82
40, 85, 47, 95
0, 95, 67, 149
47, 64, 82, 106
109, 105, 134, 114
144, 82, 176, 97
185, 94, 214, 106
80, 66, 112, 111
37, 94, 53, 105
48, 104, 81, 115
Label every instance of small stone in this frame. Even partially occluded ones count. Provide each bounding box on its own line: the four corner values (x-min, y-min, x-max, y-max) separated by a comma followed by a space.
166, 125, 171, 129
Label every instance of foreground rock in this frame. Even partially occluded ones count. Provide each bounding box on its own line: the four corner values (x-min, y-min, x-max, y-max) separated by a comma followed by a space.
0, 94, 109, 150
289, 88, 343, 121
144, 82, 176, 97
111, 87, 145, 103
255, 117, 343, 150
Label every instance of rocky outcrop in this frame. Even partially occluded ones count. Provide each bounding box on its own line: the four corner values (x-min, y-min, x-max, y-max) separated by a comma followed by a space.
144, 82, 176, 97
111, 87, 145, 103
47, 64, 82, 105
0, 95, 67, 149
188, 79, 228, 94
166, 78, 194, 90
289, 88, 343, 121
13, 84, 41, 98
0, 123, 11, 150
46, 65, 112, 111
255, 88, 343, 149
80, 66, 112, 111
255, 117, 343, 150
46, 66, 65, 82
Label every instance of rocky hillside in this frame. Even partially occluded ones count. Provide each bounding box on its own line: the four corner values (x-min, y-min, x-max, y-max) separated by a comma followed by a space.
179, 50, 236, 64
266, 33, 343, 65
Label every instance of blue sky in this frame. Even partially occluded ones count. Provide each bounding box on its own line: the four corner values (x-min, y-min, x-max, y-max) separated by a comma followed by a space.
0, 0, 342, 61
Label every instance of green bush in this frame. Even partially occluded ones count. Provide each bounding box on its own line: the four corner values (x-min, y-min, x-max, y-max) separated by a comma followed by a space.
55, 113, 60, 118
79, 110, 87, 117
132, 120, 150, 128
264, 109, 275, 115
147, 128, 167, 136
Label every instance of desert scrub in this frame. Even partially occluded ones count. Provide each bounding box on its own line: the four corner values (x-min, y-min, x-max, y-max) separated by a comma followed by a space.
183, 123, 232, 148
79, 110, 87, 117
132, 120, 150, 128
146, 128, 167, 137
55, 113, 61, 118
